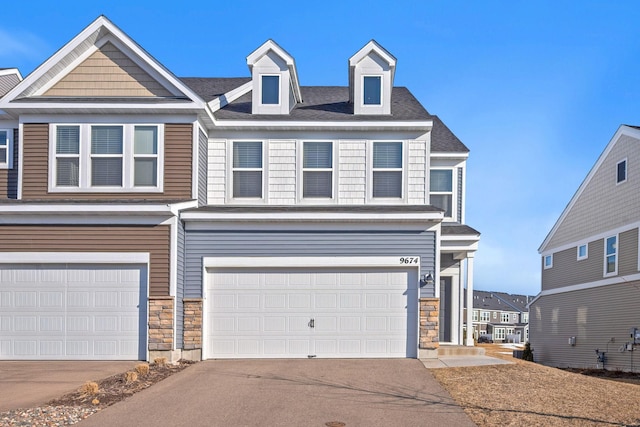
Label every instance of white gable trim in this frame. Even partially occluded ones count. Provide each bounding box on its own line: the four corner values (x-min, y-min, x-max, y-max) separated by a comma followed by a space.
0, 68, 23, 80
247, 40, 302, 103
539, 125, 640, 253
349, 40, 397, 69
0, 15, 205, 109
208, 81, 252, 112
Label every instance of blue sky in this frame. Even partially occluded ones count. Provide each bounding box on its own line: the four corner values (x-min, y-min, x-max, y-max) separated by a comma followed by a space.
2, 1, 639, 296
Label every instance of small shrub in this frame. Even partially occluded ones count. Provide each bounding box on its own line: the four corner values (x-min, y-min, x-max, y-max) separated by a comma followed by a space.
135, 363, 150, 376
154, 357, 168, 366
522, 342, 534, 361
92, 398, 100, 405
124, 371, 138, 383
80, 381, 99, 395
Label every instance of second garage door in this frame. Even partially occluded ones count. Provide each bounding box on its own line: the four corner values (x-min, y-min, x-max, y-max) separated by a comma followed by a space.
204, 266, 418, 359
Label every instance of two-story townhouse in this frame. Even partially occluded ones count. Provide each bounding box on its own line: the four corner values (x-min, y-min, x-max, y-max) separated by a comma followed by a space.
0, 16, 479, 362
531, 125, 640, 371
464, 290, 530, 343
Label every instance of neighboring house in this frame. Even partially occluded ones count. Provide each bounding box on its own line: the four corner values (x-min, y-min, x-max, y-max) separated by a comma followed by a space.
464, 290, 532, 343
0, 16, 479, 361
532, 125, 640, 371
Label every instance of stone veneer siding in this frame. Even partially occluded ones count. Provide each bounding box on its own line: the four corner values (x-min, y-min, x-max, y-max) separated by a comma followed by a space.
183, 298, 203, 350
148, 297, 174, 351
419, 297, 439, 349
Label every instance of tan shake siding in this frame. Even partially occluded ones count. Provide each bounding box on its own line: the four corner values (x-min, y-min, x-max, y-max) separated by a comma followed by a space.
542, 228, 639, 291
44, 42, 173, 97
530, 281, 640, 370
22, 123, 192, 200
0, 225, 170, 296
0, 129, 18, 199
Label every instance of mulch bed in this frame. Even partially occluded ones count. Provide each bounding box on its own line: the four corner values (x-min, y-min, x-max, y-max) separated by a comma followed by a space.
563, 367, 640, 385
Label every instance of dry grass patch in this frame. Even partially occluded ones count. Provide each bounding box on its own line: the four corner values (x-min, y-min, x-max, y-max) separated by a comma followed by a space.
135, 363, 150, 376
431, 345, 640, 426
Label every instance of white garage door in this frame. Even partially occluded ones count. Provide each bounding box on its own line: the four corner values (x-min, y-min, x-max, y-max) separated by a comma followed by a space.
0, 264, 146, 360
205, 267, 418, 359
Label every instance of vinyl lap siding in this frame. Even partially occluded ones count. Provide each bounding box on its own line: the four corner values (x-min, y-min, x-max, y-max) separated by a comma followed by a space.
175, 220, 185, 348
21, 123, 192, 200
0, 128, 18, 199
185, 230, 437, 298
0, 225, 170, 296
542, 228, 639, 291
530, 281, 640, 371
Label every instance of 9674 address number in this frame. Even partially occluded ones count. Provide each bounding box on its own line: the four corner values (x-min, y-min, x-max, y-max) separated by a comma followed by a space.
399, 257, 419, 264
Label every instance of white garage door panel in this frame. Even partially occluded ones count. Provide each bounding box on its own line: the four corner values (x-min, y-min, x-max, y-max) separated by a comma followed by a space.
205, 267, 418, 359
0, 264, 146, 360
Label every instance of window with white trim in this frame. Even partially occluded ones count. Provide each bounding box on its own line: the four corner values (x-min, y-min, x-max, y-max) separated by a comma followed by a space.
617, 159, 627, 184
472, 310, 478, 322
501, 313, 510, 323
372, 141, 402, 198
493, 312, 497, 320
430, 169, 453, 218
494, 328, 505, 341
0, 129, 13, 169
303, 142, 333, 198
605, 235, 617, 276
544, 255, 553, 269
261, 75, 280, 105
577, 244, 588, 261
363, 76, 382, 105
233, 141, 263, 198
522, 312, 529, 323
480, 311, 490, 322
51, 124, 162, 191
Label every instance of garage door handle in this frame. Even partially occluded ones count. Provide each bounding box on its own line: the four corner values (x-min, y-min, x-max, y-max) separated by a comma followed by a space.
308, 318, 315, 328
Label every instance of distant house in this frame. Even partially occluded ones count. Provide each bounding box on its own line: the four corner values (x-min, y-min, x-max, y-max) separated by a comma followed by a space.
464, 290, 532, 343
531, 125, 640, 371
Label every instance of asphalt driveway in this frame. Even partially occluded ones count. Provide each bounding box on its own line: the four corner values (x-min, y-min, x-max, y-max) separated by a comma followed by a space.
0, 361, 139, 412
79, 359, 475, 427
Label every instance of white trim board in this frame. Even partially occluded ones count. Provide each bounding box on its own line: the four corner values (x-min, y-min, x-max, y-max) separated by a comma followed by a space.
204, 256, 421, 269
0, 252, 149, 264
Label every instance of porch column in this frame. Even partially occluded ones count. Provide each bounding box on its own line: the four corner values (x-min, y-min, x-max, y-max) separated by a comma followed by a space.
465, 254, 475, 346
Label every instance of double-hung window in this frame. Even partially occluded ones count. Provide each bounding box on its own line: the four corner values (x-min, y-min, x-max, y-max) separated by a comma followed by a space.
363, 76, 382, 105
605, 235, 617, 275
480, 311, 490, 322
51, 123, 162, 191
430, 169, 453, 218
0, 129, 12, 169
472, 311, 478, 322
233, 141, 263, 198
501, 313, 510, 323
372, 142, 402, 198
303, 142, 333, 198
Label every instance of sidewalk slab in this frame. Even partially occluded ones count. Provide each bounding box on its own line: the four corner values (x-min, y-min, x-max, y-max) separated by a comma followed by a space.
421, 355, 513, 369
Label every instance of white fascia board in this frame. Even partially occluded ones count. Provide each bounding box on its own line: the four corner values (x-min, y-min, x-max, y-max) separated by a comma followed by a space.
441, 234, 481, 241
208, 81, 253, 112
430, 152, 469, 159
539, 220, 640, 256
349, 40, 397, 68
528, 272, 640, 307
539, 125, 640, 253
204, 256, 420, 269
0, 251, 150, 264
20, 114, 197, 124
211, 119, 432, 131
181, 211, 443, 222
440, 243, 479, 252
0, 204, 175, 214
0, 68, 23, 80
8, 103, 203, 112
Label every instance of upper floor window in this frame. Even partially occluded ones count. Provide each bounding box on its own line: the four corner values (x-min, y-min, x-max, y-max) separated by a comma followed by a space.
472, 311, 478, 321
604, 235, 617, 276
501, 313, 510, 323
363, 76, 382, 105
522, 313, 529, 323
480, 311, 490, 322
261, 75, 280, 105
430, 169, 453, 218
0, 129, 12, 169
577, 244, 588, 261
617, 159, 627, 184
303, 142, 333, 198
372, 142, 402, 198
51, 124, 162, 192
233, 141, 263, 198
544, 255, 553, 269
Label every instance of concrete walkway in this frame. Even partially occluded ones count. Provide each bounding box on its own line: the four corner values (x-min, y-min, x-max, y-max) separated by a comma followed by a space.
0, 361, 139, 412
421, 355, 513, 369
79, 359, 476, 427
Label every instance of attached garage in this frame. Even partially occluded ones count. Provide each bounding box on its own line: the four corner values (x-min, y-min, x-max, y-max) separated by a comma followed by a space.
203, 257, 419, 359
0, 257, 148, 360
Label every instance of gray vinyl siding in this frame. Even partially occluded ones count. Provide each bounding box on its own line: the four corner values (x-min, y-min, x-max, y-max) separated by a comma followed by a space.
197, 129, 207, 206
542, 228, 639, 291
185, 229, 436, 297
530, 281, 640, 371
457, 167, 463, 223
175, 220, 185, 349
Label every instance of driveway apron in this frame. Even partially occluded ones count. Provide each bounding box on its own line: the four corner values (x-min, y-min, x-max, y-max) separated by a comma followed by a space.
79, 359, 475, 427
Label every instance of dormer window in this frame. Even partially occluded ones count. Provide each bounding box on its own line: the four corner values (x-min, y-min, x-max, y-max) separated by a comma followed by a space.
363, 76, 382, 105
261, 75, 280, 105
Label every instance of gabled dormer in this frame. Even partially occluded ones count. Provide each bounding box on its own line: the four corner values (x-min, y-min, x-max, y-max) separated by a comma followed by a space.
247, 40, 302, 115
349, 40, 396, 115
